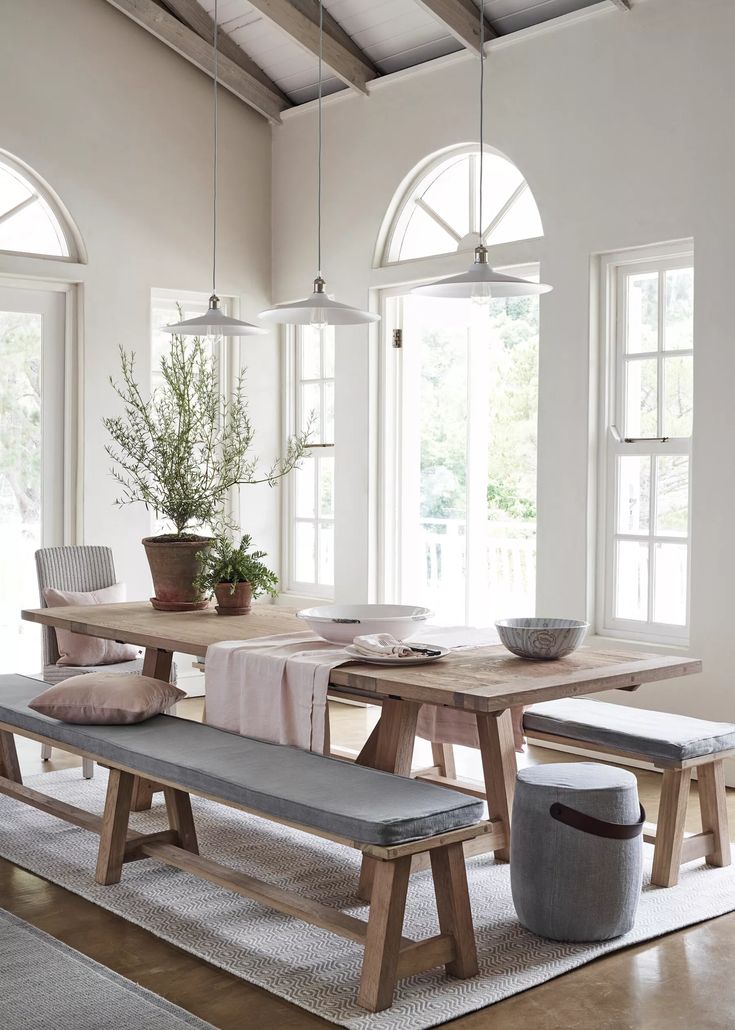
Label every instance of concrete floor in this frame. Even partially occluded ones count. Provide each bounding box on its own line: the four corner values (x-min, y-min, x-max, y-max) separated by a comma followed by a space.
1, 697, 734, 1030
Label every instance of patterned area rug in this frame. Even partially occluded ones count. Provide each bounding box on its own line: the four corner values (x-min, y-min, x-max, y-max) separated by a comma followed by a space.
0, 906, 214, 1030
1, 768, 734, 1030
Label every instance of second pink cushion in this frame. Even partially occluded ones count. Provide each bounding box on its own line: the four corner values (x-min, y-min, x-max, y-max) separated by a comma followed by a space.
43, 583, 141, 667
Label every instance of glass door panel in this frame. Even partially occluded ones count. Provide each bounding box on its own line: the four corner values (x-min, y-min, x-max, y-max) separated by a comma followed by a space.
395, 292, 539, 625
0, 286, 65, 672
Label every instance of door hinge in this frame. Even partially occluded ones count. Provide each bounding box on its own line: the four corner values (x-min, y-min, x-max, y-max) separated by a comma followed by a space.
392, 328, 403, 349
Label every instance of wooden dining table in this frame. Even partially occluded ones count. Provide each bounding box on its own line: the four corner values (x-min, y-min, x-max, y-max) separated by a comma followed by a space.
21, 601, 702, 873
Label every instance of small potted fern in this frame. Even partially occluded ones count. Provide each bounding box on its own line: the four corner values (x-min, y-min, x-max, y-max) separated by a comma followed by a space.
194, 533, 279, 615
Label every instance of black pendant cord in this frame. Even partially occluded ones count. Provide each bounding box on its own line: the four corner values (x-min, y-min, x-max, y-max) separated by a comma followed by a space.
317, 0, 324, 280
212, 0, 219, 297
478, 1, 485, 244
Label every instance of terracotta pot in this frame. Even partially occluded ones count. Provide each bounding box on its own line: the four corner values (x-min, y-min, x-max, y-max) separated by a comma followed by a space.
214, 581, 253, 616
142, 536, 212, 611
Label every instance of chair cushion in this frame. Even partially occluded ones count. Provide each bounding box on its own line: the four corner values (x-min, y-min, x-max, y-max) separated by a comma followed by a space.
524, 697, 735, 764
28, 673, 185, 725
37, 658, 178, 686
0, 675, 484, 846
43, 584, 141, 667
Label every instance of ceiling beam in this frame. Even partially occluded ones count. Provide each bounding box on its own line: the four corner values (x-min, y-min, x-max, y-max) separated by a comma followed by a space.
160, 0, 291, 104
413, 0, 498, 53
103, 0, 289, 123
244, 0, 380, 95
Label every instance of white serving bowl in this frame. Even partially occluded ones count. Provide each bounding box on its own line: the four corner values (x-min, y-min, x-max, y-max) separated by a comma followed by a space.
297, 604, 433, 645
495, 617, 589, 660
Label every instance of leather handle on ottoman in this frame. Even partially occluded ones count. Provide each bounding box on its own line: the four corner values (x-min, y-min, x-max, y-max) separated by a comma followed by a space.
549, 801, 646, 840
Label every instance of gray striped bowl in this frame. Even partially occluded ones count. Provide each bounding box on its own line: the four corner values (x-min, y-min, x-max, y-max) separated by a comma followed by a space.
495, 618, 589, 660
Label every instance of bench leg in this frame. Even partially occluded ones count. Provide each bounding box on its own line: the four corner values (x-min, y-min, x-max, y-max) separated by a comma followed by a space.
96, 769, 135, 886
357, 700, 419, 902
698, 760, 731, 869
476, 710, 516, 862
0, 731, 22, 784
357, 856, 411, 1013
651, 767, 691, 887
131, 776, 157, 812
358, 856, 378, 903
164, 786, 199, 854
430, 842, 478, 978
431, 742, 456, 780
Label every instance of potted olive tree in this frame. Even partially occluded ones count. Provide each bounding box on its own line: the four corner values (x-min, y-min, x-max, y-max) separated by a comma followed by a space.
194, 533, 279, 615
104, 333, 308, 611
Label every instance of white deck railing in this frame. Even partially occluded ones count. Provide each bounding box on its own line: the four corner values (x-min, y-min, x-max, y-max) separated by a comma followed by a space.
419, 518, 536, 622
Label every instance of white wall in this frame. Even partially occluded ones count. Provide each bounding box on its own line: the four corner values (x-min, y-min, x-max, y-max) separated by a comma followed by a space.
272, 0, 735, 751
0, 0, 279, 596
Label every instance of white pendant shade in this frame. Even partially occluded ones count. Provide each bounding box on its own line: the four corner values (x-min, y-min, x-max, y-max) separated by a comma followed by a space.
165, 295, 266, 336
259, 278, 379, 326
412, 247, 552, 300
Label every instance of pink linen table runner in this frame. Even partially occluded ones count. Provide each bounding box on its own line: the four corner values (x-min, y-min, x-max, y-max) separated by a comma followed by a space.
204, 626, 525, 754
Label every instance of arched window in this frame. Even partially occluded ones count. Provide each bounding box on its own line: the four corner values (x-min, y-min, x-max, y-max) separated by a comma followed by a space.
0, 151, 81, 260
383, 146, 542, 265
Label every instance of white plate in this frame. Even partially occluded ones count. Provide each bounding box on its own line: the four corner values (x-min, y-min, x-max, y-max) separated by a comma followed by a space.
344, 643, 450, 666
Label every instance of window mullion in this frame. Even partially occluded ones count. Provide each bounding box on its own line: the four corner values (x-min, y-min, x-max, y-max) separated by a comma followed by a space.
648, 453, 655, 622
657, 269, 665, 438
313, 451, 320, 585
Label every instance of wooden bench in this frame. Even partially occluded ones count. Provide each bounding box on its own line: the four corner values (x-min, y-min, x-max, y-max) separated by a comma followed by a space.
523, 698, 734, 887
0, 674, 488, 1012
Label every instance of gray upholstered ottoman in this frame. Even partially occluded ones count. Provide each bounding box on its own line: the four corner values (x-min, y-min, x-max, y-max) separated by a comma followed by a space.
510, 763, 644, 942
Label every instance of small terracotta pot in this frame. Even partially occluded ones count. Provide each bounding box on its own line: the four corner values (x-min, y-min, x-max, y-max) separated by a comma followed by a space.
214, 581, 253, 616
142, 536, 212, 611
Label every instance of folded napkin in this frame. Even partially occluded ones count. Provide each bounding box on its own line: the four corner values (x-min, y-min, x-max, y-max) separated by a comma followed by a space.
350, 633, 415, 658
205, 633, 349, 754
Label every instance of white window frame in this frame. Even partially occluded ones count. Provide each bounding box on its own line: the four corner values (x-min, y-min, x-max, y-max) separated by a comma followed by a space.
282, 325, 335, 600
596, 242, 694, 645
0, 149, 84, 262
379, 144, 543, 268
0, 276, 80, 543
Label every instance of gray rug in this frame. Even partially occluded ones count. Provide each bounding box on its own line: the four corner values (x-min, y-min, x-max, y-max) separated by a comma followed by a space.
0, 906, 215, 1030
1, 768, 734, 1030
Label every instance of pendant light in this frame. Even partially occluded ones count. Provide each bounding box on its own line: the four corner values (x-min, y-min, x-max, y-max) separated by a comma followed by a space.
412, 2, 552, 302
164, 0, 265, 336
259, 1, 379, 328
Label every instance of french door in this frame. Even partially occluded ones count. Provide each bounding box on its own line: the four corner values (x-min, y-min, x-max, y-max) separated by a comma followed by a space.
381, 288, 539, 626
0, 284, 67, 672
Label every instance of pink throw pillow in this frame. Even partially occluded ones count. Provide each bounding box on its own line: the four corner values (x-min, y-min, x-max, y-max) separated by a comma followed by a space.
29, 673, 185, 724
43, 583, 141, 667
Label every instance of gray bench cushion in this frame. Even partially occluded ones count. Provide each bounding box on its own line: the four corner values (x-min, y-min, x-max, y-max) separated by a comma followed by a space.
524, 697, 735, 764
0, 674, 483, 846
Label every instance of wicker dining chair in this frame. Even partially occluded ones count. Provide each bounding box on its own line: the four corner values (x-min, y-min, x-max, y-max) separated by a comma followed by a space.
34, 545, 176, 779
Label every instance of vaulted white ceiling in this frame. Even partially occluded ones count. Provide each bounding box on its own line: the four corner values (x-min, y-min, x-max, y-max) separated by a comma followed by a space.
105, 1, 628, 121
199, 0, 606, 104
